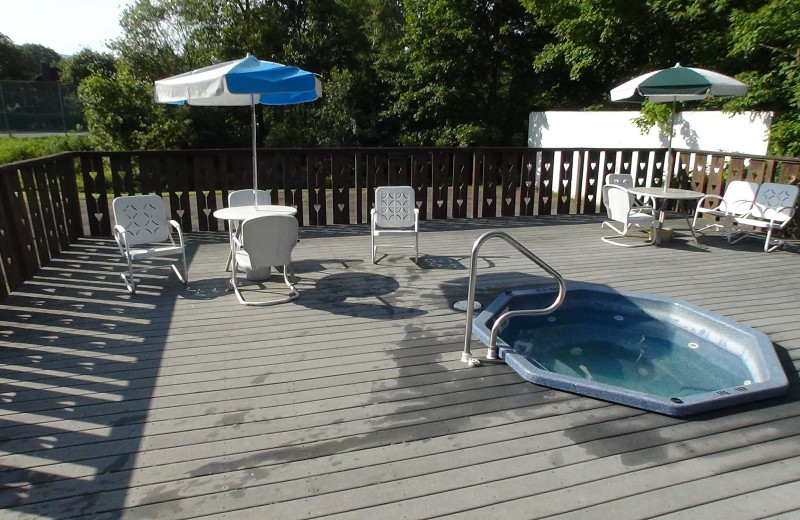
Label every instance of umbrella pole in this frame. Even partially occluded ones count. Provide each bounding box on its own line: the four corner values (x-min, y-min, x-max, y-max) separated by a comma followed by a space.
664, 99, 676, 192
251, 94, 258, 210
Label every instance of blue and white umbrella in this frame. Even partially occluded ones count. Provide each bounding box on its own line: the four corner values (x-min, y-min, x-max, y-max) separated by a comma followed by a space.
154, 55, 322, 203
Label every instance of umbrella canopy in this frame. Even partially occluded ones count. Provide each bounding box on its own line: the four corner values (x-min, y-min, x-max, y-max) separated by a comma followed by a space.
610, 63, 747, 189
154, 55, 322, 205
610, 64, 747, 103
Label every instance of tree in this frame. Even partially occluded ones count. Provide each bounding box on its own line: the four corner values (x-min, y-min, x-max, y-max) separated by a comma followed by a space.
729, 0, 800, 156
60, 49, 117, 85
387, 0, 541, 146
0, 33, 26, 80
518, 0, 738, 109
79, 65, 194, 150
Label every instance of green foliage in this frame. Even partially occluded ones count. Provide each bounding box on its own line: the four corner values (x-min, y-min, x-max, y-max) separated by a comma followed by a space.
0, 33, 26, 80
729, 0, 800, 156
0, 34, 61, 80
79, 69, 194, 150
0, 135, 92, 164
60, 50, 117, 84
15, 0, 795, 156
633, 101, 679, 137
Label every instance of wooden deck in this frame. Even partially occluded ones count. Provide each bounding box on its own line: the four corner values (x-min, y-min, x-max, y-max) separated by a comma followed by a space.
1, 215, 799, 520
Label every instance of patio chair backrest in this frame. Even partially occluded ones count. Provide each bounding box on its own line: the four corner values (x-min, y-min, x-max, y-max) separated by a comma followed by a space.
373, 186, 417, 229
229, 189, 272, 207
606, 174, 635, 189
240, 215, 298, 267
750, 182, 799, 223
112, 194, 172, 246
602, 184, 635, 223
720, 180, 759, 216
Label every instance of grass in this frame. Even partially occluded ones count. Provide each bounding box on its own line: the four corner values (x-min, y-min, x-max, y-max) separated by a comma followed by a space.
0, 135, 93, 165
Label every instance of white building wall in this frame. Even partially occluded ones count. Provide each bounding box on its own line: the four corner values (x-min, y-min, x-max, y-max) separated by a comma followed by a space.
528, 111, 773, 156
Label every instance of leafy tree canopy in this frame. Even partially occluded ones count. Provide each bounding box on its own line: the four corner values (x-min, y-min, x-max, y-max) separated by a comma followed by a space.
19, 0, 799, 156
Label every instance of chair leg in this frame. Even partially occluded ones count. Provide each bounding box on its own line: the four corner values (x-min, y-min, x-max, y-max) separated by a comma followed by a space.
601, 221, 655, 247
232, 263, 299, 306
121, 255, 136, 294
684, 215, 698, 242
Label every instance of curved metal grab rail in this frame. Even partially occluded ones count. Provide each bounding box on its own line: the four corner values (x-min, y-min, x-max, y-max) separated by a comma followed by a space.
461, 231, 567, 363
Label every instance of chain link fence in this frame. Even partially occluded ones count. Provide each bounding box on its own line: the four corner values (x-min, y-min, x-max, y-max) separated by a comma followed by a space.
0, 81, 85, 135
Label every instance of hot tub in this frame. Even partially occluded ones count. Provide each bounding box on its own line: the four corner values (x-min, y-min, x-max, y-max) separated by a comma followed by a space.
471, 283, 788, 416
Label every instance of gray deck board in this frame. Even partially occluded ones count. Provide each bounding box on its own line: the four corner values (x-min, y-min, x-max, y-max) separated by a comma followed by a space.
1, 215, 799, 519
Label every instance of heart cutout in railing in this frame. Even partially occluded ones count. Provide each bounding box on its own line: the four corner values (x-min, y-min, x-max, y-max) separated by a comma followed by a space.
542, 196, 550, 204
525, 181, 532, 188
543, 180, 550, 187
524, 197, 531, 205
94, 213, 103, 222
338, 204, 345, 212
176, 210, 184, 218
436, 200, 444, 207
313, 204, 321, 212
456, 199, 464, 206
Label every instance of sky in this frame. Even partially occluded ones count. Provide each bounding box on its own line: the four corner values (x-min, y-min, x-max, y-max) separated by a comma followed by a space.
1, 0, 132, 56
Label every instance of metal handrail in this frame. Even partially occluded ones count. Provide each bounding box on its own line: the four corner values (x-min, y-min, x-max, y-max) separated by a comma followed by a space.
461, 231, 567, 363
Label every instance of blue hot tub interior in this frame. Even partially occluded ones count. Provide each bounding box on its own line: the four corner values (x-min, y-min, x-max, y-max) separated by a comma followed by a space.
472, 284, 788, 416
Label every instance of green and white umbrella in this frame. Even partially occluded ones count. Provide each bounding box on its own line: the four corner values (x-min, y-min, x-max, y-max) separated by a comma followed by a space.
610, 63, 748, 189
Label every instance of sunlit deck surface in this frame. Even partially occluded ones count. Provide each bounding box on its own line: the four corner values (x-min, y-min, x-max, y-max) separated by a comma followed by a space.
2, 215, 800, 519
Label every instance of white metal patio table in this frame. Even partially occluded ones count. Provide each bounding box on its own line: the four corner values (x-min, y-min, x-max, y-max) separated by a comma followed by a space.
627, 187, 704, 246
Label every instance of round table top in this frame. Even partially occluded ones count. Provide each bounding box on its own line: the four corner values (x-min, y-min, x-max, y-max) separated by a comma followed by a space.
628, 187, 704, 200
213, 204, 297, 220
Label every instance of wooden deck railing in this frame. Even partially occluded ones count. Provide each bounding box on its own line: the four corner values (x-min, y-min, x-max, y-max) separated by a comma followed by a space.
1, 147, 799, 298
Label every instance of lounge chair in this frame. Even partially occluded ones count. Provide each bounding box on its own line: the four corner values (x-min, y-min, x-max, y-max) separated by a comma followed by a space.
601, 184, 655, 247
691, 180, 758, 238
112, 194, 187, 294
225, 189, 273, 271
728, 182, 798, 252
606, 173, 654, 214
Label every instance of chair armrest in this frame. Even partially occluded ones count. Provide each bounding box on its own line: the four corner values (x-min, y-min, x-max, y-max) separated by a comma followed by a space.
695, 194, 723, 207
736, 204, 795, 227
113, 224, 129, 256
168, 219, 185, 246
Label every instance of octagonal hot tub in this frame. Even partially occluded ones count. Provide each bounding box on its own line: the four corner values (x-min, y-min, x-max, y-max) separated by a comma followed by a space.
471, 283, 788, 416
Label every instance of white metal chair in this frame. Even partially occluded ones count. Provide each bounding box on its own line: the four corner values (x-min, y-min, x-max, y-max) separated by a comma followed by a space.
224, 189, 272, 271
231, 214, 299, 306
691, 180, 758, 237
370, 186, 419, 263
606, 173, 654, 214
112, 194, 187, 294
601, 184, 655, 247
728, 182, 799, 252
229, 189, 272, 208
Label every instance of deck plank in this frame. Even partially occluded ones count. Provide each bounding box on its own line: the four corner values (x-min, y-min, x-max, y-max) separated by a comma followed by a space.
0, 215, 798, 519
